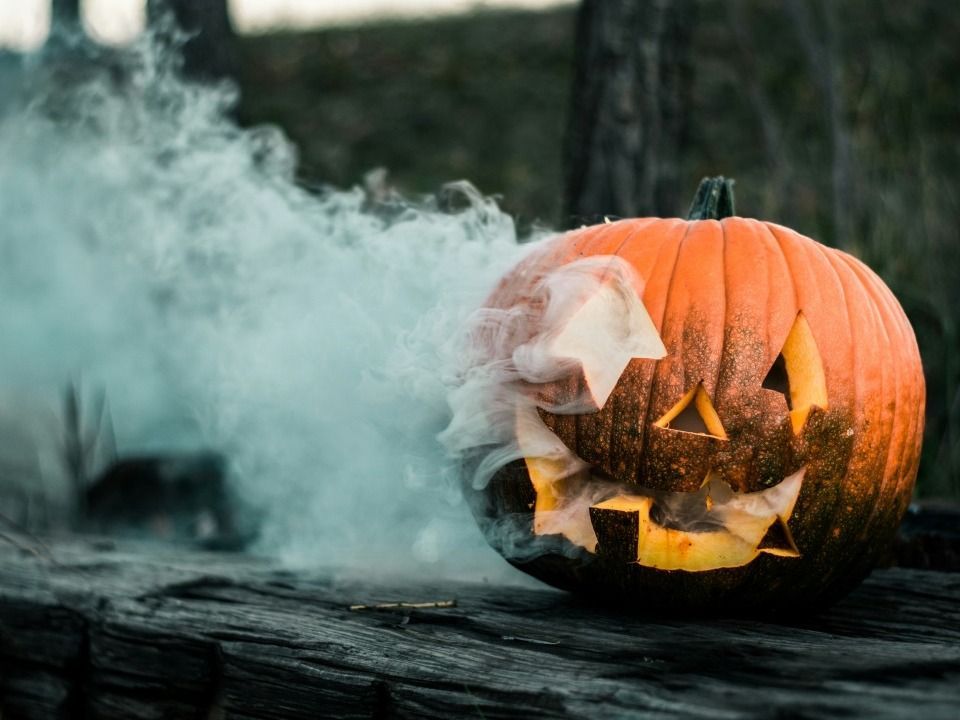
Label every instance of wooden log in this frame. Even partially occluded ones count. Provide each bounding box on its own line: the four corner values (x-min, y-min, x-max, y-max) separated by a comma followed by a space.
1, 537, 958, 719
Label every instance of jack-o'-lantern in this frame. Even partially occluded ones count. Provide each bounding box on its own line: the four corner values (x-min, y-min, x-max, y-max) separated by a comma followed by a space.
460, 178, 924, 613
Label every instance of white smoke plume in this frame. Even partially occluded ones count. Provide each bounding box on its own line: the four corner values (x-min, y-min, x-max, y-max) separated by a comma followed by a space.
0, 34, 547, 581
440, 254, 666, 558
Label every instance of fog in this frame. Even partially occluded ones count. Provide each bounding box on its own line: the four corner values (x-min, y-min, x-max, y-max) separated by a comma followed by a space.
0, 35, 545, 582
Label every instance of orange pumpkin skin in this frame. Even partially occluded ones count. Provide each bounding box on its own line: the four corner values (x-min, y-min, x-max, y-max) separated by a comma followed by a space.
470, 215, 925, 614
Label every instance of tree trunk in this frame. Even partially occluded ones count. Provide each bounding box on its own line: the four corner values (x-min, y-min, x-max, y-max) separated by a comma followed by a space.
563, 0, 695, 227
147, 0, 237, 81
50, 0, 81, 30
784, 0, 854, 249
727, 0, 793, 224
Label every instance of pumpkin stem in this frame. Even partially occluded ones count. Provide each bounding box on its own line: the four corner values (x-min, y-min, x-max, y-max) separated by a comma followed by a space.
686, 176, 736, 220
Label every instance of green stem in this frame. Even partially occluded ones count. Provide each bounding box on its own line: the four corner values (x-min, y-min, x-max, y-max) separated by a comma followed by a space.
686, 176, 736, 220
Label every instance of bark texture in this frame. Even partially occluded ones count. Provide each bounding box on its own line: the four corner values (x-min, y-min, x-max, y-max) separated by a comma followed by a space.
563, 0, 694, 226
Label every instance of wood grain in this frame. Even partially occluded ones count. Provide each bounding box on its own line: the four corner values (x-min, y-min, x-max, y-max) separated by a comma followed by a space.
1, 537, 958, 719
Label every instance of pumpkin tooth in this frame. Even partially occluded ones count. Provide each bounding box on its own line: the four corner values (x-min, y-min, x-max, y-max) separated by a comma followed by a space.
758, 516, 802, 558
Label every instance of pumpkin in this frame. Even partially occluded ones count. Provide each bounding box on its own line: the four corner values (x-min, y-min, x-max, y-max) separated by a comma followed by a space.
463, 177, 925, 613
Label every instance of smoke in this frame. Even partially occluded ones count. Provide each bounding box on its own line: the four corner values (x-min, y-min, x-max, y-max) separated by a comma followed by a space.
0, 34, 544, 580
440, 254, 666, 558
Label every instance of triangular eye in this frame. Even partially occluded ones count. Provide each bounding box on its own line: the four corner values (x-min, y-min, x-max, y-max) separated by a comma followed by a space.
654, 382, 727, 440
762, 354, 792, 409
764, 312, 828, 434
671, 400, 711, 435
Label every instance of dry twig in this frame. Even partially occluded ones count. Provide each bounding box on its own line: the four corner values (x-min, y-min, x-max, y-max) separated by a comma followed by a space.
348, 599, 457, 612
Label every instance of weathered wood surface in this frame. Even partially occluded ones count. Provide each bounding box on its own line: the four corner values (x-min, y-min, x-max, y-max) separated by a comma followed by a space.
1, 538, 958, 719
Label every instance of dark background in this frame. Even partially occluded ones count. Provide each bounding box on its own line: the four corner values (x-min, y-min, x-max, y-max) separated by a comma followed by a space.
235, 2, 959, 498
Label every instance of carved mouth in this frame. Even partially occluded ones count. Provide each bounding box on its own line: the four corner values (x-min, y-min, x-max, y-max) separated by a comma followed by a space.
520, 414, 804, 573
588, 469, 804, 571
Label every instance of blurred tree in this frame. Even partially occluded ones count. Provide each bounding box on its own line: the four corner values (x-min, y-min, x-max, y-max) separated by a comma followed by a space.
48, 0, 85, 48
563, 0, 695, 226
783, 0, 854, 249
147, 0, 237, 81
51, 0, 81, 30
726, 0, 792, 223
46, 0, 88, 57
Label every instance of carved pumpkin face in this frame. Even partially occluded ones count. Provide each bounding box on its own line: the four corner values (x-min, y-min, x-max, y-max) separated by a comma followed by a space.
466, 211, 924, 613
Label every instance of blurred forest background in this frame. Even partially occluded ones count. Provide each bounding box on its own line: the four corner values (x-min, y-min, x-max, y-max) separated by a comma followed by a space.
233, 1, 959, 497
1, 0, 957, 509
